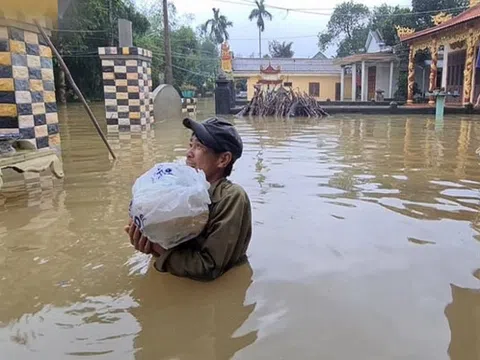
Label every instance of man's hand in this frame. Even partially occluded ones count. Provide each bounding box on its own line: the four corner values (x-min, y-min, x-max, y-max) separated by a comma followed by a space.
125, 219, 166, 257
128, 221, 152, 254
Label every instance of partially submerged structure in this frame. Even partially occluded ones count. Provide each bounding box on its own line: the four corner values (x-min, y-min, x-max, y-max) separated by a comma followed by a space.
399, 0, 480, 105
0, 0, 65, 190
227, 44, 345, 102
0, 0, 61, 150
335, 30, 399, 102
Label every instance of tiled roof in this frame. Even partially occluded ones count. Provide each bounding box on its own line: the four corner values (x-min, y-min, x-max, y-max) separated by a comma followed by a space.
232, 58, 341, 75
335, 52, 397, 66
312, 51, 328, 59
402, 4, 480, 42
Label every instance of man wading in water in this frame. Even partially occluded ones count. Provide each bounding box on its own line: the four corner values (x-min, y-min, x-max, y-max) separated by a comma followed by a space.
125, 117, 252, 281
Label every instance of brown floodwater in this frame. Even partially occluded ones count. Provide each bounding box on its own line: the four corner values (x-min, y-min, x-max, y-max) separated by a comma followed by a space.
1, 99, 480, 359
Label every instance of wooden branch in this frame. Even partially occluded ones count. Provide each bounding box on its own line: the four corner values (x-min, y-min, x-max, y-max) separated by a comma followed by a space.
236, 87, 328, 118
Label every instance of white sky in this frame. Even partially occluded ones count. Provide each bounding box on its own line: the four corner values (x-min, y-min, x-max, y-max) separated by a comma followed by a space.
166, 0, 412, 58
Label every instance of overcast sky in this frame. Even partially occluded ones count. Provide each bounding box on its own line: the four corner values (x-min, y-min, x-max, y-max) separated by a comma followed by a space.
167, 0, 412, 58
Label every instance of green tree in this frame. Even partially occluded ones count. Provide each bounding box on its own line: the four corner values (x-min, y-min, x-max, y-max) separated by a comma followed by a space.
317, 1, 370, 57
57, 0, 150, 100
136, 5, 219, 94
193, 38, 219, 94
369, 4, 415, 46
135, 1, 179, 89
248, 0, 273, 58
269, 40, 294, 58
412, 0, 468, 30
335, 28, 369, 57
172, 28, 219, 94
201, 8, 233, 45
170, 26, 199, 90
57, 0, 220, 100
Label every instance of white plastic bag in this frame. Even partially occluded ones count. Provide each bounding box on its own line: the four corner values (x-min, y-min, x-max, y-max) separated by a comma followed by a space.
128, 162, 211, 249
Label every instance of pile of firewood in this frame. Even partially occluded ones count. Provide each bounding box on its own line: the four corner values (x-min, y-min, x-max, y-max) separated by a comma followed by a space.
235, 86, 329, 118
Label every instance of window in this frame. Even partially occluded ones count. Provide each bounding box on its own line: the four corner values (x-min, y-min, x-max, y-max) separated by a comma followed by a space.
284, 82, 293, 87
309, 82, 320, 97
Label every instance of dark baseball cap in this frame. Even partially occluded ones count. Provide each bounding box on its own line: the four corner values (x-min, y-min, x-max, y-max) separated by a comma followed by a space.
183, 117, 243, 160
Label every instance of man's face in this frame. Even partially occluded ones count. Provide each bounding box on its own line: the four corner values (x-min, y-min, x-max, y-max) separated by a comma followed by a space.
186, 135, 232, 181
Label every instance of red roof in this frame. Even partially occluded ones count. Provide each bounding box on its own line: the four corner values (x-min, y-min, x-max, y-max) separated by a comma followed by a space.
402, 4, 480, 42
260, 63, 281, 74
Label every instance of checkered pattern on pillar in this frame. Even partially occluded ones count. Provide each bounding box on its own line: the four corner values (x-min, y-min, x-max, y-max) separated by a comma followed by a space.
98, 47, 154, 133
0, 25, 60, 150
181, 97, 197, 115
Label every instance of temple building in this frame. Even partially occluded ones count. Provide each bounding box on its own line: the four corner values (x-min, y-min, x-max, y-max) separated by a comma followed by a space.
399, 0, 480, 105
230, 53, 346, 102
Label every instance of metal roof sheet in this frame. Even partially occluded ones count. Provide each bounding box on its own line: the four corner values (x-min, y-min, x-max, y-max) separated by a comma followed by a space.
232, 58, 341, 74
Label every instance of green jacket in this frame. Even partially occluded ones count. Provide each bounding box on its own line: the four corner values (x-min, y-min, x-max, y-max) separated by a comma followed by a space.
154, 178, 252, 281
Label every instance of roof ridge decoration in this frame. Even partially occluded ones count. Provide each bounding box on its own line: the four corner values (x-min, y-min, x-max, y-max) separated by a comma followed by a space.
395, 25, 416, 40
400, 3, 480, 42
260, 62, 281, 74
432, 12, 453, 25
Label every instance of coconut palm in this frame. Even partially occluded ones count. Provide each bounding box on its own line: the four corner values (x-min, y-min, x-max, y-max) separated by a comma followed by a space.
248, 0, 273, 58
269, 40, 294, 58
202, 8, 233, 45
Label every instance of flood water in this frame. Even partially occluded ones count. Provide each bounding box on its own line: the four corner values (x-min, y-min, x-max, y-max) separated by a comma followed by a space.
1, 99, 480, 359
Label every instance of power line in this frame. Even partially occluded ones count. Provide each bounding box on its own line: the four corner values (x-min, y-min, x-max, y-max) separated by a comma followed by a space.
231, 34, 318, 40
213, 0, 337, 15
58, 44, 219, 63
214, 0, 469, 17
140, 32, 221, 55
147, 43, 219, 61
228, 0, 336, 10
51, 29, 109, 33
370, 6, 469, 18
150, 50, 218, 65
172, 64, 215, 79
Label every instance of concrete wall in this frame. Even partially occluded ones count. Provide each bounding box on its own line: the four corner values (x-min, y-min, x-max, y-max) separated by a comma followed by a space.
375, 63, 398, 97
246, 74, 342, 101
98, 47, 154, 133
0, 25, 60, 150
415, 65, 430, 94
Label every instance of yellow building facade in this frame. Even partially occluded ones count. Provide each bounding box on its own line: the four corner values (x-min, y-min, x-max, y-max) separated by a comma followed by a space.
245, 75, 352, 101
232, 58, 348, 101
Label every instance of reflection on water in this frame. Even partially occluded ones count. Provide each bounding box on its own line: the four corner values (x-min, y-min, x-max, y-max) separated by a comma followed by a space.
445, 284, 480, 360
1, 100, 480, 359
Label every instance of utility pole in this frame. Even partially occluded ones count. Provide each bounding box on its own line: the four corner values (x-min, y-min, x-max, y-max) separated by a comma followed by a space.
163, 0, 174, 85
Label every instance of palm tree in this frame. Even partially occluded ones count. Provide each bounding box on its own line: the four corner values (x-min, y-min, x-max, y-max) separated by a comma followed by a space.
269, 40, 294, 58
248, 0, 273, 58
202, 8, 233, 45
